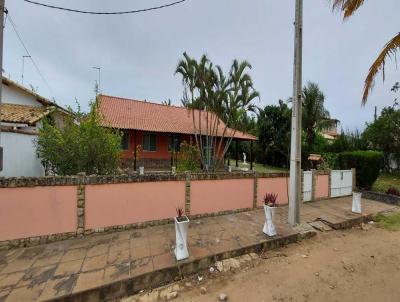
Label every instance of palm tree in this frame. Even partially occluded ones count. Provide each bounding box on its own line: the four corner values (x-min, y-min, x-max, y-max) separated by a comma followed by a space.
302, 82, 335, 147
175, 53, 259, 171
332, 0, 400, 104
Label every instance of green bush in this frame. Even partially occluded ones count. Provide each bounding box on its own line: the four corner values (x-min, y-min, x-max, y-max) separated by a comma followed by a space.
36, 103, 122, 175
320, 152, 339, 170
338, 150, 383, 189
176, 141, 201, 172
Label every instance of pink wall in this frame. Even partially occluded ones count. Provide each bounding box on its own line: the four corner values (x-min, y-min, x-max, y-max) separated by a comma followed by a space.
257, 177, 289, 206
190, 179, 253, 215
315, 174, 329, 199
0, 186, 77, 241
85, 181, 186, 229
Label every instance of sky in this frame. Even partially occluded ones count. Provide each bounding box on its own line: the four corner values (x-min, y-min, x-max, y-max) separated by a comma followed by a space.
4, 0, 400, 130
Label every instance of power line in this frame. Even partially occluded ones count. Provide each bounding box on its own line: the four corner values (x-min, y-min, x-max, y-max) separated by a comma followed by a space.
6, 11, 56, 100
24, 0, 186, 15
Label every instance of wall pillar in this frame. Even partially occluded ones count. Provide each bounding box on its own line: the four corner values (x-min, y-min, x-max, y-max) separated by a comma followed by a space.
351, 168, 356, 191
77, 184, 85, 236
328, 169, 332, 197
253, 172, 258, 208
311, 169, 316, 201
185, 172, 191, 215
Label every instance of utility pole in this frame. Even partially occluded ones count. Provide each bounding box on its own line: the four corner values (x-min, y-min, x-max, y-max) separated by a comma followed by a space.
0, 0, 5, 172
92, 66, 101, 95
288, 0, 303, 225
21, 55, 31, 85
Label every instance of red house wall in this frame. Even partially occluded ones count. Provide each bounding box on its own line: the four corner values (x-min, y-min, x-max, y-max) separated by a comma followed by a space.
121, 130, 226, 162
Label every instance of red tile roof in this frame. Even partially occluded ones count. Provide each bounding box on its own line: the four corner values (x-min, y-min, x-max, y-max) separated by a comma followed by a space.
98, 95, 257, 141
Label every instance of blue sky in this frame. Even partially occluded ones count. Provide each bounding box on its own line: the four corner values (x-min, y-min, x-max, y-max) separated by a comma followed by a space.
4, 0, 400, 130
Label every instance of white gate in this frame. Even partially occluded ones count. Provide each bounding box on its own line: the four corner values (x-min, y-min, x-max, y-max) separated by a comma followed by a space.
330, 170, 353, 197
303, 171, 312, 202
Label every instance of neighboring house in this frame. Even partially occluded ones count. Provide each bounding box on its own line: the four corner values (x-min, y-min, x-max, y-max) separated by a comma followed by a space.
0, 77, 69, 177
321, 119, 340, 141
98, 94, 257, 170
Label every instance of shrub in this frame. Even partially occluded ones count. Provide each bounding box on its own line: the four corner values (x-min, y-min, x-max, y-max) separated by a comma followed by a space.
177, 141, 201, 172
320, 152, 339, 170
36, 102, 122, 175
338, 150, 383, 189
386, 187, 400, 196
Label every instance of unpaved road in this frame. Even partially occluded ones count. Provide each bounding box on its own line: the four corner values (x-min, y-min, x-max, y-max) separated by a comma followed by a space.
172, 225, 400, 302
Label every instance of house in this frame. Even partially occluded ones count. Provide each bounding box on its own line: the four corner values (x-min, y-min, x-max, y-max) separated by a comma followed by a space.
321, 119, 340, 141
98, 94, 257, 170
0, 77, 69, 177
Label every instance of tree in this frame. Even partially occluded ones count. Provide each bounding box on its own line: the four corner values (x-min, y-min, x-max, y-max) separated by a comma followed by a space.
36, 102, 122, 175
256, 100, 291, 167
362, 106, 400, 170
332, 0, 400, 103
175, 52, 259, 171
302, 82, 335, 149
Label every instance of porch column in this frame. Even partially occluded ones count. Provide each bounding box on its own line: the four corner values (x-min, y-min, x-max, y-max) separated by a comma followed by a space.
134, 130, 137, 171
250, 140, 253, 170
235, 140, 238, 167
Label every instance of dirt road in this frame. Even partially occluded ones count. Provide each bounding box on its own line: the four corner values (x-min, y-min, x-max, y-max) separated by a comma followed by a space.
171, 225, 400, 302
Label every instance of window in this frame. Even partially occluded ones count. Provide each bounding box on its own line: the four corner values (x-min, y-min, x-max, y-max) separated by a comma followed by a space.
168, 134, 180, 152
142, 133, 157, 151
121, 130, 130, 150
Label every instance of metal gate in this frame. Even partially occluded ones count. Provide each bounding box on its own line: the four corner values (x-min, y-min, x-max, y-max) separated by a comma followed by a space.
303, 171, 312, 202
330, 170, 353, 197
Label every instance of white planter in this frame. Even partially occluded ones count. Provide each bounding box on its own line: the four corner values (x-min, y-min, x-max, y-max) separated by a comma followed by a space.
352, 192, 362, 214
228, 166, 232, 173
263, 205, 277, 236
175, 216, 190, 261
139, 166, 144, 175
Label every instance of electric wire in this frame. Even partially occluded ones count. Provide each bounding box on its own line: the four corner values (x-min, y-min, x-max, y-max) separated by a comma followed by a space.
24, 0, 186, 15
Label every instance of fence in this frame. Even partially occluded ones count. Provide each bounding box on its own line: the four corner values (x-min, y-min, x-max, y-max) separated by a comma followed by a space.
0, 169, 354, 249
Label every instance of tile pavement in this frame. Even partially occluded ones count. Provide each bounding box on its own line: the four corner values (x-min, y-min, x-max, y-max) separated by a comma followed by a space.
0, 197, 396, 301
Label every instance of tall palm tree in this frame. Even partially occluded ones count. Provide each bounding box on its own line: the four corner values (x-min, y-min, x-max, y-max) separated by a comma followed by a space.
332, 0, 400, 104
302, 82, 335, 147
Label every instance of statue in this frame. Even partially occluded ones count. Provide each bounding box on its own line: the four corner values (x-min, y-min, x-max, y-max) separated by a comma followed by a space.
243, 152, 247, 165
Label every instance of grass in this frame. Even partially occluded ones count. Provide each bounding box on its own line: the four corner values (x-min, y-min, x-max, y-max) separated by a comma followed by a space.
372, 173, 400, 193
375, 212, 400, 231
227, 159, 288, 173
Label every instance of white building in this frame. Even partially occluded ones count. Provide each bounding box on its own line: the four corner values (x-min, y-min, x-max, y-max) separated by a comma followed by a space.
0, 77, 68, 177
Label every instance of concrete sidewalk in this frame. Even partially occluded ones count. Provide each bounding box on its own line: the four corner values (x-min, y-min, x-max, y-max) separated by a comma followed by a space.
0, 197, 396, 302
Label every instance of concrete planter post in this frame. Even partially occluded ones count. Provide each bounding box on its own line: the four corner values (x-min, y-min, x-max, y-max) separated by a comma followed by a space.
352, 192, 362, 213
263, 205, 277, 236
175, 216, 190, 261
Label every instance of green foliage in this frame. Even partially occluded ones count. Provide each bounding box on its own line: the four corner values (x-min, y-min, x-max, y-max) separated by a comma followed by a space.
256, 100, 291, 167
302, 82, 335, 148
327, 129, 367, 153
338, 150, 383, 189
175, 52, 259, 172
372, 173, 400, 193
177, 141, 201, 172
36, 103, 122, 175
320, 152, 339, 170
362, 106, 400, 170
375, 212, 400, 231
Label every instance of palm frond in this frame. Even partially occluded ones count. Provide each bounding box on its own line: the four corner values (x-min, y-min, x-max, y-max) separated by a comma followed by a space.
331, 0, 365, 19
362, 33, 400, 104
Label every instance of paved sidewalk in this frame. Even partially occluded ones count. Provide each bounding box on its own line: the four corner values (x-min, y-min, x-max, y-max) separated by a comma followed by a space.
0, 197, 396, 302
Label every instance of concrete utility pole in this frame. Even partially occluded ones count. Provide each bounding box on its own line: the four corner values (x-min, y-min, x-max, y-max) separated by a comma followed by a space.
0, 0, 5, 172
92, 66, 101, 95
288, 0, 303, 225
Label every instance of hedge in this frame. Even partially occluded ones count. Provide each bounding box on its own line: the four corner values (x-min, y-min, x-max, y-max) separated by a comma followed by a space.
338, 150, 383, 189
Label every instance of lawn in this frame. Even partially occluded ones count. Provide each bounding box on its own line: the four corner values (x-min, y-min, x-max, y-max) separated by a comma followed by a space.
372, 173, 400, 193
375, 212, 400, 231
227, 159, 288, 173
